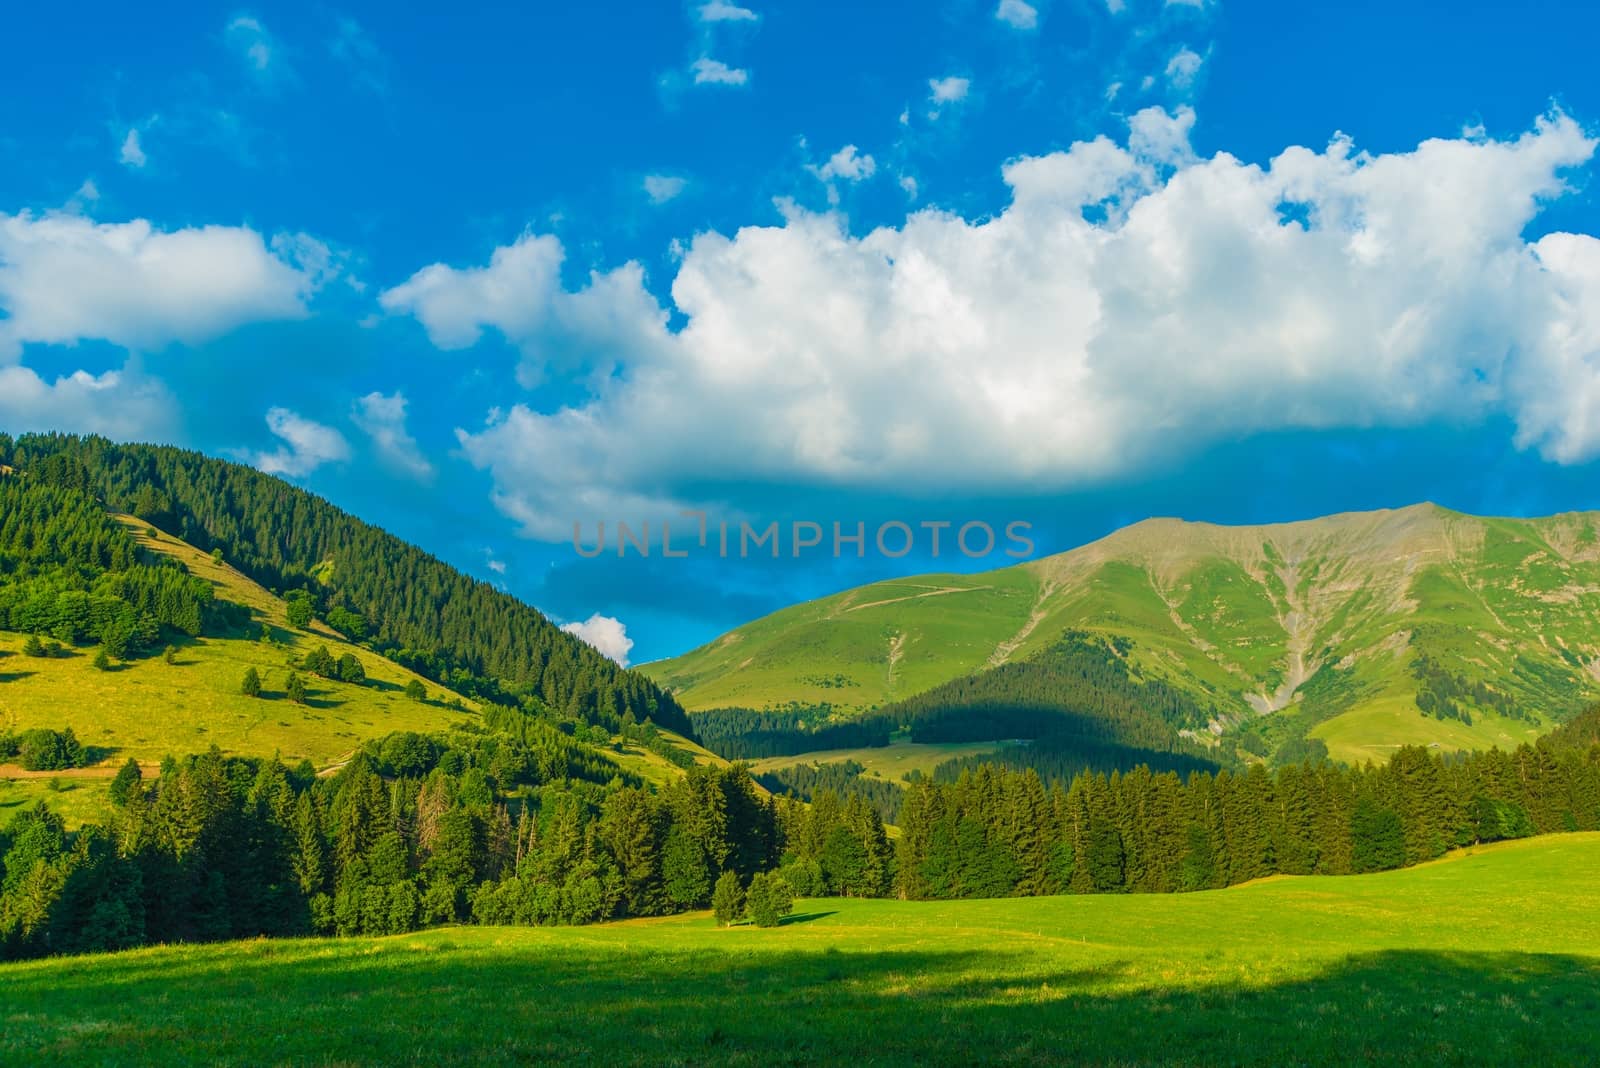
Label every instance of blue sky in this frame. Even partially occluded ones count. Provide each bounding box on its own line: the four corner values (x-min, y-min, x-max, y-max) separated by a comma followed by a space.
3, 0, 1600, 665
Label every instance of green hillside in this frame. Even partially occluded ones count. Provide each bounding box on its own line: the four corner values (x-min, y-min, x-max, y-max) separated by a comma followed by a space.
647, 505, 1600, 763
1, 433, 693, 738
0, 513, 480, 769
7, 833, 1598, 1065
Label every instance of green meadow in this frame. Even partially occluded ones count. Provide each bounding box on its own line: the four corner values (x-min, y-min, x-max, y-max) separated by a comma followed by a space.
7, 834, 1598, 1066
0, 516, 478, 768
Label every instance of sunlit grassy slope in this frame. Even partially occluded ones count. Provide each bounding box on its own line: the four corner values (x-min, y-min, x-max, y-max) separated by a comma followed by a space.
0, 515, 480, 768
6, 834, 1598, 1066
646, 505, 1600, 762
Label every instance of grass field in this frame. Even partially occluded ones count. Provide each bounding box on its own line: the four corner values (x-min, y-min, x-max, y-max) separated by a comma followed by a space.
0, 516, 479, 767
6, 834, 1598, 1066
1311, 685, 1547, 766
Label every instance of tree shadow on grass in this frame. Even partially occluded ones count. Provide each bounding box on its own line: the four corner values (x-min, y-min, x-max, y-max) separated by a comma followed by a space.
0, 670, 37, 683
778, 911, 838, 926
6, 941, 1599, 1066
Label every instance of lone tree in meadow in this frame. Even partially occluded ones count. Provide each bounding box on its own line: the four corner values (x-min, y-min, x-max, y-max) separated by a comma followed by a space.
337, 653, 366, 685
712, 870, 745, 927
745, 872, 795, 928
22, 634, 46, 658
241, 667, 262, 698
93, 648, 112, 671
405, 678, 426, 702
286, 672, 308, 704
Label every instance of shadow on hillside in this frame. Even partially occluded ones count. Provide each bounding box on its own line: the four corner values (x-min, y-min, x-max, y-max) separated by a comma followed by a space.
0, 670, 37, 683
83, 745, 121, 764
8, 941, 1598, 1065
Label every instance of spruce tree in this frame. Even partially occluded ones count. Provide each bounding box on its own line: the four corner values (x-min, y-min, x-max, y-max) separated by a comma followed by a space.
241, 667, 262, 698
712, 870, 745, 926
286, 672, 307, 705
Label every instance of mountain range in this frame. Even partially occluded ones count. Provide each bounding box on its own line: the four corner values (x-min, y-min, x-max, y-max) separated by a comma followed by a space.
645, 504, 1600, 763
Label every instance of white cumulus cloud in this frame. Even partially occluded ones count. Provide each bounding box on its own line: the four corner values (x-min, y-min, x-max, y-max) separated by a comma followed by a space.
251, 407, 351, 477
0, 365, 174, 439
995, 0, 1039, 29
560, 613, 634, 666
0, 211, 326, 360
382, 111, 1600, 541
378, 231, 669, 388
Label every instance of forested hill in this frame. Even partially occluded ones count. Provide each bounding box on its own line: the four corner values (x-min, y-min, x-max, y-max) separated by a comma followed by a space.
0, 433, 690, 736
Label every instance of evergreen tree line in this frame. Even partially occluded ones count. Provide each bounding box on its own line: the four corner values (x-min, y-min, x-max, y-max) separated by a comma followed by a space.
930, 733, 1222, 786
894, 732, 1600, 900
876, 632, 1223, 748
0, 434, 689, 736
0, 731, 781, 959
756, 760, 904, 823
0, 477, 231, 656
690, 705, 892, 759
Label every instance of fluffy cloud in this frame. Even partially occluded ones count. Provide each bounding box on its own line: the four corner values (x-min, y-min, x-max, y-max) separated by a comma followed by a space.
119, 129, 147, 168
995, 0, 1039, 29
352, 391, 433, 481
692, 58, 748, 86
643, 174, 688, 204
391, 111, 1600, 540
816, 145, 876, 182
0, 365, 174, 438
929, 76, 970, 105
251, 407, 351, 477
560, 613, 634, 666
378, 231, 669, 387
0, 212, 326, 359
698, 1, 757, 21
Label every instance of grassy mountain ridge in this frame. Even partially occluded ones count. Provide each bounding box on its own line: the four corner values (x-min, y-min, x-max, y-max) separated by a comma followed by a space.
646, 504, 1600, 763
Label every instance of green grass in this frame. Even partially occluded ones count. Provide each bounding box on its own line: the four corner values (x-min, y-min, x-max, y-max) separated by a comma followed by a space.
0, 517, 479, 767
1311, 682, 1547, 765
6, 834, 1598, 1065
0, 776, 113, 829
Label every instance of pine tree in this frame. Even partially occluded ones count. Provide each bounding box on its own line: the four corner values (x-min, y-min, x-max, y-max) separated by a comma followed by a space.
241, 667, 262, 698
22, 634, 45, 657
712, 870, 745, 926
93, 648, 112, 671
286, 672, 307, 705
108, 758, 143, 806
